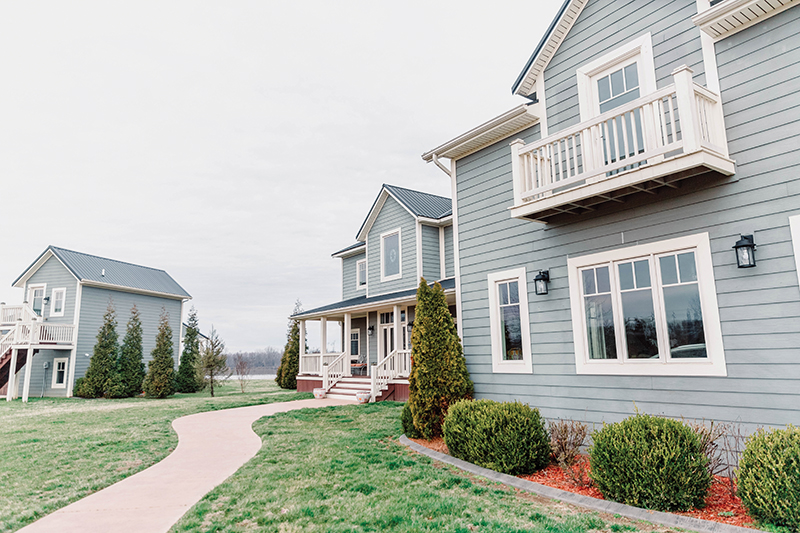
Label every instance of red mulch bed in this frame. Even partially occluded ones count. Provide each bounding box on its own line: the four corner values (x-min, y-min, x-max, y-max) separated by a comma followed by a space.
409, 438, 755, 529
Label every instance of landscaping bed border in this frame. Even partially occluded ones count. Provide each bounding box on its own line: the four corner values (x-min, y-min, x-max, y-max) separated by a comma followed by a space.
399, 435, 755, 533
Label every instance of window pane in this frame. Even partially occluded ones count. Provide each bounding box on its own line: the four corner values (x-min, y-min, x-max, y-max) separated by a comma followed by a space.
624, 63, 639, 90
677, 252, 697, 283
498, 283, 509, 305
383, 233, 400, 277
358, 262, 366, 286
659, 255, 679, 285
350, 338, 359, 356
663, 284, 707, 358
618, 262, 634, 291
596, 266, 611, 293
599, 87, 640, 114
621, 289, 659, 359
500, 304, 523, 360
585, 294, 617, 359
582, 269, 596, 295
597, 76, 611, 104
634, 259, 651, 288
508, 281, 519, 305
610, 68, 625, 97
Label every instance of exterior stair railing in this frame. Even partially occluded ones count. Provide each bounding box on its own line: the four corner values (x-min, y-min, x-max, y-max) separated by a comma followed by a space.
369, 349, 411, 402
321, 351, 347, 391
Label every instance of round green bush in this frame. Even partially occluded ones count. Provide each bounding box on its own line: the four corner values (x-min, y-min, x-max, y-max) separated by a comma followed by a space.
589, 413, 711, 511
738, 425, 800, 531
401, 402, 421, 439
442, 399, 550, 475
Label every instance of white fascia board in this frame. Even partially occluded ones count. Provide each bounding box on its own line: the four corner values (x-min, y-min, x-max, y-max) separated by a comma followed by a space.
331, 244, 366, 259
294, 287, 456, 321
422, 105, 540, 163
417, 216, 453, 226
356, 188, 421, 242
12, 249, 80, 289
79, 280, 191, 301
692, 0, 798, 40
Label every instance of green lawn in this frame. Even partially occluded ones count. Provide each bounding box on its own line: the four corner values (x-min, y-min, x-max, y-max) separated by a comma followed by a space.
0, 379, 310, 533
170, 402, 667, 533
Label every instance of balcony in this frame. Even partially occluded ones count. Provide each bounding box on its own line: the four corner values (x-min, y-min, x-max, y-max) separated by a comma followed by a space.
509, 66, 736, 222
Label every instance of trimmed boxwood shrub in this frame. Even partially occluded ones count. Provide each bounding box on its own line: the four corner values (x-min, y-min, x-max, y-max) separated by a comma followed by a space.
737, 425, 800, 531
589, 413, 711, 511
442, 399, 550, 475
401, 402, 421, 439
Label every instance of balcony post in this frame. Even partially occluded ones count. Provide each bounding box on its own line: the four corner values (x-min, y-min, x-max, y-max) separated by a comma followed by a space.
510, 139, 525, 206
22, 351, 33, 403
6, 348, 17, 401
672, 65, 700, 154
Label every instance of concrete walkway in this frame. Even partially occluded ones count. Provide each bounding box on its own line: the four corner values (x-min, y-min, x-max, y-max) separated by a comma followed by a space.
19, 398, 351, 533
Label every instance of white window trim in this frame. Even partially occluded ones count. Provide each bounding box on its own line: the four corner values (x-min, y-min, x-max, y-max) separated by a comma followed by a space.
576, 33, 657, 122
790, 215, 800, 288
350, 329, 360, 358
51, 357, 68, 389
27, 283, 47, 316
380, 228, 403, 282
356, 259, 367, 291
488, 267, 533, 374
50, 288, 67, 317
567, 232, 726, 377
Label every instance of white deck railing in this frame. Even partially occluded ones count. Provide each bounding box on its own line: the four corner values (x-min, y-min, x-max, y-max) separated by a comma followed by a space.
511, 66, 728, 212
369, 349, 411, 402
0, 321, 75, 353
322, 351, 347, 391
0, 302, 39, 326
300, 352, 347, 376
0, 329, 14, 358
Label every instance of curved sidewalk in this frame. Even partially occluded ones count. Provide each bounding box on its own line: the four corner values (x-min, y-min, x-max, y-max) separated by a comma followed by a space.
19, 398, 351, 533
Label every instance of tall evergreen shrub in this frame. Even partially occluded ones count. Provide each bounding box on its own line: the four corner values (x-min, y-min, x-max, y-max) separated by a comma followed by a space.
175, 307, 202, 393
198, 328, 229, 397
76, 301, 119, 398
115, 304, 145, 397
143, 308, 175, 398
276, 300, 304, 389
408, 278, 473, 439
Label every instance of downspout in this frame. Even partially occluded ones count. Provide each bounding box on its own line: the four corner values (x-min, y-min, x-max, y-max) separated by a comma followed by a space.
431, 153, 451, 177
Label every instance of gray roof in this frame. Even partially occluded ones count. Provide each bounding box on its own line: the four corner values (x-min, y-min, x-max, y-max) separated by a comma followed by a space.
511, 0, 571, 95
384, 184, 452, 219
292, 277, 455, 318
15, 246, 191, 298
331, 242, 366, 257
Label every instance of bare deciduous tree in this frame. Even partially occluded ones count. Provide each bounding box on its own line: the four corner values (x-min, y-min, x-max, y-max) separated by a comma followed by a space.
232, 352, 252, 393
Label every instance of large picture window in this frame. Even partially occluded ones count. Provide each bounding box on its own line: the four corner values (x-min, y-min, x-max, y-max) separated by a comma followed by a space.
568, 233, 726, 376
488, 268, 532, 374
380, 229, 402, 281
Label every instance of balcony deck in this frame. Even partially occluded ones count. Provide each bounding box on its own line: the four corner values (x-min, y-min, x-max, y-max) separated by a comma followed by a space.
509, 66, 736, 223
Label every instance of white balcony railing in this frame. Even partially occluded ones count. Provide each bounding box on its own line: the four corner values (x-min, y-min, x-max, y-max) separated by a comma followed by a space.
510, 65, 735, 221
0, 321, 75, 354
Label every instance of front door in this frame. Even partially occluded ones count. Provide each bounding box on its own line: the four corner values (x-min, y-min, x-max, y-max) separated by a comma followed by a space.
28, 286, 45, 316
379, 311, 395, 361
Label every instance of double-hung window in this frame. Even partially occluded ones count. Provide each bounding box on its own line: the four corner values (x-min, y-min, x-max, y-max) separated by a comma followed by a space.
52, 358, 68, 388
488, 268, 532, 373
356, 259, 367, 290
350, 330, 360, 357
380, 229, 402, 282
568, 233, 726, 376
50, 288, 66, 317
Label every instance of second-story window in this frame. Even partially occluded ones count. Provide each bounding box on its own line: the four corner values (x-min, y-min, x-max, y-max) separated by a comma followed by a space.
357, 259, 367, 289
381, 229, 402, 282
50, 288, 66, 317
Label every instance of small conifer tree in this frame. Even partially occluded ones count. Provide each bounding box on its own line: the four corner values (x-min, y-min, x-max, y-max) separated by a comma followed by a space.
198, 328, 229, 397
76, 300, 120, 398
408, 278, 474, 439
276, 300, 305, 389
175, 307, 202, 393
115, 304, 146, 397
143, 308, 175, 398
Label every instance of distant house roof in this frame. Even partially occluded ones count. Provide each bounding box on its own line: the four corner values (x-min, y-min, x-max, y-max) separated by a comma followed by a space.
13, 246, 191, 299
354, 184, 452, 242
292, 277, 456, 319
331, 242, 366, 258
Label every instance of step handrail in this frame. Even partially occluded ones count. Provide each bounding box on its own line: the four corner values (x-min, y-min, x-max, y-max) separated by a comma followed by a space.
322, 351, 347, 391
370, 349, 402, 402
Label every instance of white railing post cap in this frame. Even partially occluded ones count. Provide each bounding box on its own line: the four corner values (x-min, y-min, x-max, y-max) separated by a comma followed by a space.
509, 138, 526, 147
671, 64, 694, 76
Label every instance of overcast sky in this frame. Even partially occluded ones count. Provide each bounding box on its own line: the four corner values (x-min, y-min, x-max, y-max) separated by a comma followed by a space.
0, 1, 560, 352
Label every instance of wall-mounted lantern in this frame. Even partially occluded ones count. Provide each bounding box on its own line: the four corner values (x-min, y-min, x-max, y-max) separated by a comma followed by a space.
407, 321, 414, 334
733, 234, 756, 268
367, 325, 375, 337
534, 270, 550, 295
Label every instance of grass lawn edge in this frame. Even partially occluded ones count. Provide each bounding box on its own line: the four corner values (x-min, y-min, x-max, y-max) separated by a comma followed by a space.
399, 435, 755, 533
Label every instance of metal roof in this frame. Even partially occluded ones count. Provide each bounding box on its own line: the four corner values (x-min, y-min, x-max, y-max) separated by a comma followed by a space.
292, 277, 455, 318
14, 246, 191, 299
384, 184, 452, 219
331, 242, 366, 258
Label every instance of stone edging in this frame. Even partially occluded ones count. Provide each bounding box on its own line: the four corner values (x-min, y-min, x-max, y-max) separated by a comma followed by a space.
399, 435, 754, 533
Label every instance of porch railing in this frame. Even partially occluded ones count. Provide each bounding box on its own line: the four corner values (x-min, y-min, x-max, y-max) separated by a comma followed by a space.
0, 329, 14, 357
0, 321, 75, 350
322, 351, 347, 391
511, 65, 728, 209
300, 352, 348, 376
0, 302, 38, 325
369, 349, 411, 402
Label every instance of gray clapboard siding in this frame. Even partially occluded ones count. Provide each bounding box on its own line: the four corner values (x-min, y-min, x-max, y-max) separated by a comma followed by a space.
420, 224, 441, 281
14, 348, 73, 398
367, 196, 418, 295
23, 256, 77, 325
341, 251, 366, 301
452, 3, 800, 429
444, 225, 455, 278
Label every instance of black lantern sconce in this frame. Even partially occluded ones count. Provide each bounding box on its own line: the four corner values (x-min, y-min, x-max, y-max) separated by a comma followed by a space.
407, 321, 414, 334
43, 296, 50, 305
367, 325, 375, 337
733, 234, 756, 268
534, 270, 550, 295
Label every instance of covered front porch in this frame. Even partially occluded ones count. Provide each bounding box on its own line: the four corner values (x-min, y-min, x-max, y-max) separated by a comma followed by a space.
293, 278, 456, 402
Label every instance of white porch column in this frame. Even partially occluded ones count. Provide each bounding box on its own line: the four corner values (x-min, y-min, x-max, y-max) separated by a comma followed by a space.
344, 313, 352, 376
66, 347, 77, 398
6, 348, 17, 401
320, 317, 327, 372
22, 350, 33, 403
393, 305, 401, 355
299, 320, 306, 374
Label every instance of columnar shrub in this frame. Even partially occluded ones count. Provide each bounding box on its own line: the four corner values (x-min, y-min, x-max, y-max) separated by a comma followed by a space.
737, 426, 800, 531
408, 279, 473, 439
276, 301, 304, 389
175, 307, 202, 393
589, 413, 711, 511
76, 301, 119, 398
143, 309, 175, 398
401, 402, 421, 439
442, 399, 550, 475
116, 304, 146, 397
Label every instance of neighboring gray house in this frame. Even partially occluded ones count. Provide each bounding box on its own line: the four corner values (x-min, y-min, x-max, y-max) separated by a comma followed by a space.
1, 246, 191, 401
292, 184, 456, 401
422, 0, 800, 431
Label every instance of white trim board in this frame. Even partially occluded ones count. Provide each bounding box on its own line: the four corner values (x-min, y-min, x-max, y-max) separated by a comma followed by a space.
790, 214, 800, 289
